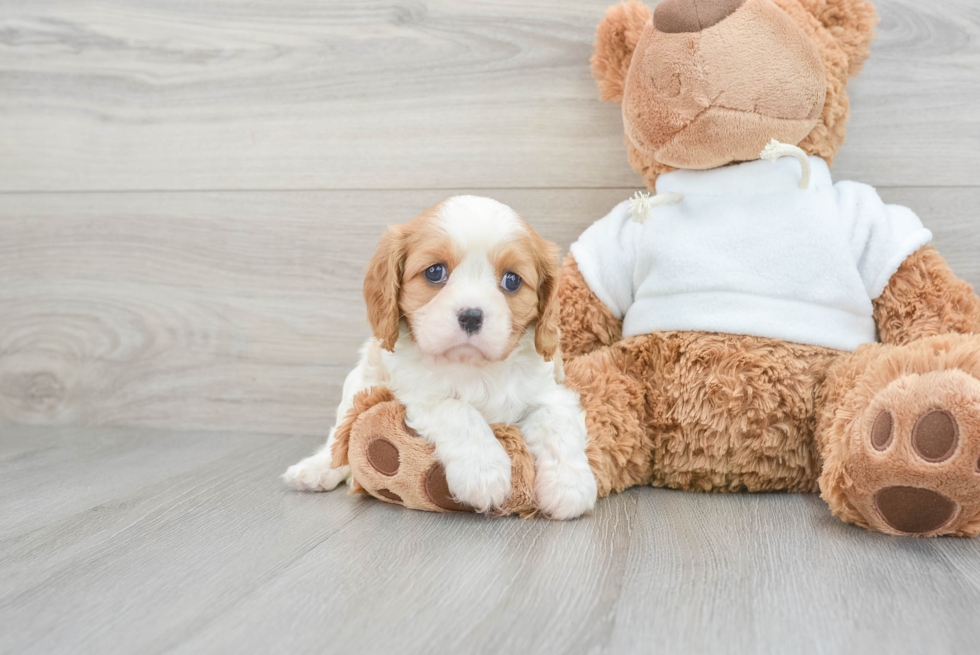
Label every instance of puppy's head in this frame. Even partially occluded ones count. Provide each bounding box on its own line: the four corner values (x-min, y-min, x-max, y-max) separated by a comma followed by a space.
364, 196, 560, 364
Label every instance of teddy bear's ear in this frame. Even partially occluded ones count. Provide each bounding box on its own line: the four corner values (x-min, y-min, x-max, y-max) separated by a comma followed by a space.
591, 1, 652, 103
795, 0, 878, 75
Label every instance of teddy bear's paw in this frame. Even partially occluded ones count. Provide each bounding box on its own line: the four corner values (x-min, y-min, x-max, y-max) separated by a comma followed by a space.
342, 398, 540, 517
533, 457, 598, 520
345, 400, 476, 513
841, 369, 980, 537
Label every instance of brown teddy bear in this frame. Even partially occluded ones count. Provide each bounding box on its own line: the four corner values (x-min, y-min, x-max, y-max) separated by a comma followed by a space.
330, 0, 980, 537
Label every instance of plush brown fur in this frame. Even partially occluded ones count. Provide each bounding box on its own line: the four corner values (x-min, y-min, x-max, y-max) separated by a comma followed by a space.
575, 332, 838, 494
591, 0, 652, 103
331, 385, 397, 472
873, 246, 980, 346
557, 254, 623, 359
795, 0, 878, 74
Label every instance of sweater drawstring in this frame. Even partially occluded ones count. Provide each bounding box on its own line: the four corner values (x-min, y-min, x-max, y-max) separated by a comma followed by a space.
760, 139, 811, 189
631, 140, 808, 224
630, 191, 683, 224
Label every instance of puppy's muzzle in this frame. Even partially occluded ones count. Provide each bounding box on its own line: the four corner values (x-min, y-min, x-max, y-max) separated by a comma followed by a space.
458, 308, 484, 335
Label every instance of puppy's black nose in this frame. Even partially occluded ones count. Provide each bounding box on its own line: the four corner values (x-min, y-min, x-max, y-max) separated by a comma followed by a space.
458, 308, 483, 335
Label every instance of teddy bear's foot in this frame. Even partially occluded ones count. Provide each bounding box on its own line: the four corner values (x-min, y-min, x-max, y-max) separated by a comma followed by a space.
823, 338, 980, 536
336, 388, 538, 517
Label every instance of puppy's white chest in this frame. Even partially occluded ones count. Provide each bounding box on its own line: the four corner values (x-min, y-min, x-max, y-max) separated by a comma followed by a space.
453, 375, 532, 424
382, 345, 551, 425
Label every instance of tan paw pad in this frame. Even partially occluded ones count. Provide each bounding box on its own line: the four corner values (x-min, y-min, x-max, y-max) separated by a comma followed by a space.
366, 438, 400, 475
874, 486, 956, 534
870, 410, 894, 451
911, 409, 959, 463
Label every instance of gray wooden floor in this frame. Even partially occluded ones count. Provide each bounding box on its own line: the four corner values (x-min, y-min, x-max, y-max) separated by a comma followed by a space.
4, 426, 980, 655
2, 1, 980, 653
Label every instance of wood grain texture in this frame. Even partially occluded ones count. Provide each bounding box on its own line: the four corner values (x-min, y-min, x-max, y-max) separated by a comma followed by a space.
1, 426, 979, 655
1, 0, 978, 191
2, 187, 978, 435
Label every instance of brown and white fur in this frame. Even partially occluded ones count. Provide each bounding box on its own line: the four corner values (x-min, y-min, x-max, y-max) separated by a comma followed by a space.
283, 196, 597, 519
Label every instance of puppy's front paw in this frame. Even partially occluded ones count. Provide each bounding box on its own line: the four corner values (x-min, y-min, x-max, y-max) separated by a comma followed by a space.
283, 455, 350, 492
535, 457, 598, 520
443, 443, 513, 513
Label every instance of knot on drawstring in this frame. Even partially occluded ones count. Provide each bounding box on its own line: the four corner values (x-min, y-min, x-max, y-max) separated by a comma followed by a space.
629, 191, 683, 224
760, 139, 811, 189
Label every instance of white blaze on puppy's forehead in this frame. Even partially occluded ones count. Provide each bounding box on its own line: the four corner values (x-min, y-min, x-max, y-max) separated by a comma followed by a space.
452, 250, 497, 283
437, 195, 527, 252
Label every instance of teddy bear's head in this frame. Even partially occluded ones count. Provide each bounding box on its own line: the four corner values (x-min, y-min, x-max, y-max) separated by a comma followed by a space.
592, 0, 878, 187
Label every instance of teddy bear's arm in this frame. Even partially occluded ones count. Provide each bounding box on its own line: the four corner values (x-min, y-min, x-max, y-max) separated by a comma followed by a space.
873, 246, 980, 346
558, 253, 623, 359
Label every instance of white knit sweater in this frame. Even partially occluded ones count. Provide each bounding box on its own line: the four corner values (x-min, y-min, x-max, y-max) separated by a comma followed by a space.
569, 157, 932, 352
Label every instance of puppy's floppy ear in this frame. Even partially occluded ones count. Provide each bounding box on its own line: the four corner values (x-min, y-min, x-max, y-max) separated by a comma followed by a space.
363, 225, 406, 352
591, 0, 652, 103
532, 235, 561, 362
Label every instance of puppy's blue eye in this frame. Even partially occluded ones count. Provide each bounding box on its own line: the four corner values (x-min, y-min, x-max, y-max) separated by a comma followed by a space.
501, 272, 522, 292
424, 264, 447, 284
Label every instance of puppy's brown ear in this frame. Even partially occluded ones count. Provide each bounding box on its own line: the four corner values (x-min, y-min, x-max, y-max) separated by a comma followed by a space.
363, 226, 406, 352
591, 1, 652, 103
532, 235, 561, 362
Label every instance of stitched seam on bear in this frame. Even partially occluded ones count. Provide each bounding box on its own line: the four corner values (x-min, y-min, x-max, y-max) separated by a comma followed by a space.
653, 107, 818, 163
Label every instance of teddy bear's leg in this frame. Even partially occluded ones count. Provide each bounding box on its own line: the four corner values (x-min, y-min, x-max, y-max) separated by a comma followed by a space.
565, 331, 842, 495
816, 334, 980, 536
560, 344, 656, 497
330, 386, 538, 517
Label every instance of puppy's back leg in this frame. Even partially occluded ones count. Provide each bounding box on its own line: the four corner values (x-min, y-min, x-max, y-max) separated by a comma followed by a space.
282, 432, 351, 491
283, 342, 378, 491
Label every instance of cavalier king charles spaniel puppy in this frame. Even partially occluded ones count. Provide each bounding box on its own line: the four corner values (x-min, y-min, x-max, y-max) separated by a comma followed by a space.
283, 196, 597, 519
